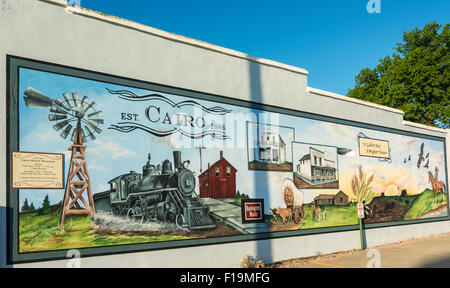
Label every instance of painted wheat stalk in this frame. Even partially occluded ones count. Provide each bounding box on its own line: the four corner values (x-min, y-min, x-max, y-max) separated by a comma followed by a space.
351, 166, 377, 215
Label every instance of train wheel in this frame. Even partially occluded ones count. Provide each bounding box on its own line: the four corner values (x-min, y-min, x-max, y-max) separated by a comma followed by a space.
175, 214, 185, 229
127, 208, 144, 224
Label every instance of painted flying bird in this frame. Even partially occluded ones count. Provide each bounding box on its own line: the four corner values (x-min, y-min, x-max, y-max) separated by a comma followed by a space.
424, 159, 430, 169
417, 143, 425, 169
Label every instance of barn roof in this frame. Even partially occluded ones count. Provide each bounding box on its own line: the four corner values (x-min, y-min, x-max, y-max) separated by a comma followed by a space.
198, 153, 237, 177
314, 192, 349, 201
314, 194, 336, 200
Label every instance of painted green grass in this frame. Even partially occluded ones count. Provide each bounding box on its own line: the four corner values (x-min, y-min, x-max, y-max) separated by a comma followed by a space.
19, 207, 197, 253
404, 189, 448, 220
299, 203, 358, 229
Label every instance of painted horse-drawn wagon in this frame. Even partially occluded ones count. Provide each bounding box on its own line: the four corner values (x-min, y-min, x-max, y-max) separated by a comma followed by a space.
271, 179, 305, 224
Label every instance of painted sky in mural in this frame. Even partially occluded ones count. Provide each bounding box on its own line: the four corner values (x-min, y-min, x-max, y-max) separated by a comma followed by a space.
18, 67, 448, 217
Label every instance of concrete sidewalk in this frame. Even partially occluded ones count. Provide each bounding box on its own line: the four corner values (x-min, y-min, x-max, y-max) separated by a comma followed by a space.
272, 232, 450, 268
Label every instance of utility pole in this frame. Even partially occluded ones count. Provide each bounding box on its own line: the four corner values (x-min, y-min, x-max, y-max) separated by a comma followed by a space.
196, 146, 207, 197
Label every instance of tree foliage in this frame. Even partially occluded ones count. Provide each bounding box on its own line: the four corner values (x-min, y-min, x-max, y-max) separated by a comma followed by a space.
42, 194, 51, 210
348, 22, 449, 128
29, 203, 36, 212
21, 198, 29, 212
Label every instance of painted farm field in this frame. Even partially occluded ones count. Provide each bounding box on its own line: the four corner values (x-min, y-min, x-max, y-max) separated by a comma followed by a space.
365, 195, 419, 224
299, 203, 358, 229
19, 206, 240, 253
268, 188, 448, 232
364, 190, 448, 223
268, 203, 358, 231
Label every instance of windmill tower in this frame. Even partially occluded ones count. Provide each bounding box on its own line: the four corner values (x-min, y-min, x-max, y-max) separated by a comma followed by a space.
23, 87, 103, 226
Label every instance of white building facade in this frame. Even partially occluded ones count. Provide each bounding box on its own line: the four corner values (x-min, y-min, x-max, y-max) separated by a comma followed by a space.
255, 130, 286, 164
297, 147, 337, 182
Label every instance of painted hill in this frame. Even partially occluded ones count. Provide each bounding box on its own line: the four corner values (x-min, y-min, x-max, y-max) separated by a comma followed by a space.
404, 189, 448, 220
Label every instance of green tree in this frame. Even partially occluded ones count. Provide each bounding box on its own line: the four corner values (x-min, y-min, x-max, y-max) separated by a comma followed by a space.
42, 194, 51, 210
29, 202, 36, 212
21, 198, 29, 212
348, 22, 449, 128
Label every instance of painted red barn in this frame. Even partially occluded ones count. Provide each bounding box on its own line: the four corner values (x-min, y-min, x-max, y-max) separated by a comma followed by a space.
198, 151, 237, 199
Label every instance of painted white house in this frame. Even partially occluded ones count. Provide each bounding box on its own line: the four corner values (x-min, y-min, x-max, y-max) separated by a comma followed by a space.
297, 147, 337, 182
254, 130, 286, 164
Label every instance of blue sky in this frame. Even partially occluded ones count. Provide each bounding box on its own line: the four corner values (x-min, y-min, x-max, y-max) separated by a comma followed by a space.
80, 0, 450, 95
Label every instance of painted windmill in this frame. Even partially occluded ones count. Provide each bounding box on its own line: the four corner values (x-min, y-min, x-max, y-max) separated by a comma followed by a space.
23, 87, 103, 226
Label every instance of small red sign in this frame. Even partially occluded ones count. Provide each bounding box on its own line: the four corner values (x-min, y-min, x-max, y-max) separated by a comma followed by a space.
241, 199, 264, 223
357, 203, 365, 219
244, 202, 263, 221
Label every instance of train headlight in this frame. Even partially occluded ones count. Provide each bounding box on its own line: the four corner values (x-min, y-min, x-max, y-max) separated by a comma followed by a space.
183, 160, 190, 169
178, 169, 196, 196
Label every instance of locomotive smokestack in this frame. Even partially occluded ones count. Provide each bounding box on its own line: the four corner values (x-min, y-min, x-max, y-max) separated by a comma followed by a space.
173, 151, 182, 169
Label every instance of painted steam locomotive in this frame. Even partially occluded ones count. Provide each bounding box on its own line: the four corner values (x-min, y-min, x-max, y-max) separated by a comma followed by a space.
93, 151, 216, 230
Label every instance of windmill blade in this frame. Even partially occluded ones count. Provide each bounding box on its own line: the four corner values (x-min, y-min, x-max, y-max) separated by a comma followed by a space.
81, 128, 87, 144
72, 92, 80, 107
88, 118, 104, 125
50, 104, 68, 114
85, 102, 97, 114
87, 121, 102, 134
88, 110, 103, 118
81, 96, 89, 107
53, 120, 69, 132
60, 124, 73, 139
70, 128, 76, 142
84, 126, 97, 141
48, 114, 67, 121
54, 97, 71, 110
63, 93, 74, 108
23, 87, 53, 108
24, 97, 53, 108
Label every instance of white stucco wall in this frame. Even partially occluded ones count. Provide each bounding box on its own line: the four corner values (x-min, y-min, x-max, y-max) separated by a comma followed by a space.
1, 0, 449, 268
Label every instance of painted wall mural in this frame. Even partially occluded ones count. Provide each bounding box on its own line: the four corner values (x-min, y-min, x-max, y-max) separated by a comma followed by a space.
10, 62, 449, 259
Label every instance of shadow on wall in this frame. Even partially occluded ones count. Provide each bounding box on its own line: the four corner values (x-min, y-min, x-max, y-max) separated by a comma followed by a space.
421, 257, 450, 268
248, 59, 273, 264
0, 206, 12, 268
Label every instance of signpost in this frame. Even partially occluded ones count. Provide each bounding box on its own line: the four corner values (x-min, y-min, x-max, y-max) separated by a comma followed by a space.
357, 202, 365, 250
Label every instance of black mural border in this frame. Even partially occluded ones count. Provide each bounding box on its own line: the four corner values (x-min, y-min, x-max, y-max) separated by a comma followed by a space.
6, 55, 450, 265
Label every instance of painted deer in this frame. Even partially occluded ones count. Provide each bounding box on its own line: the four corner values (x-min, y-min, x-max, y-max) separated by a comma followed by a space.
428, 167, 446, 203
